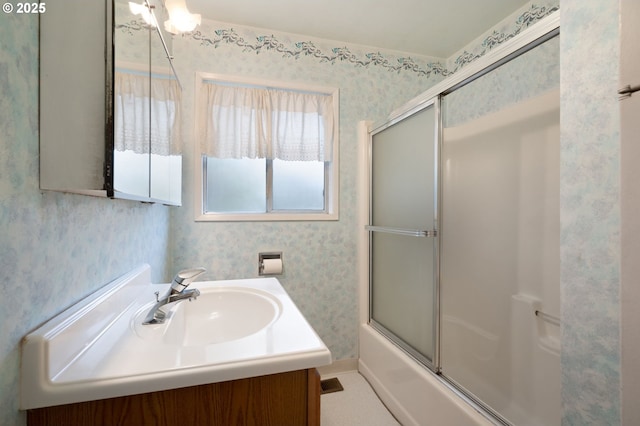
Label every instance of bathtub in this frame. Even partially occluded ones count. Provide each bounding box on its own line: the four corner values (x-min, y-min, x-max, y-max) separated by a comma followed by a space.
358, 324, 494, 426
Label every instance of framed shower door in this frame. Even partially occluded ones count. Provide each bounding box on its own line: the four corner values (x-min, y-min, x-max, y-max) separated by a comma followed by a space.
368, 100, 439, 368
439, 33, 560, 426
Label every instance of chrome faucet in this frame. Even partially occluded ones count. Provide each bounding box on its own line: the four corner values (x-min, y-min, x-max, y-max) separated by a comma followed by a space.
142, 267, 206, 325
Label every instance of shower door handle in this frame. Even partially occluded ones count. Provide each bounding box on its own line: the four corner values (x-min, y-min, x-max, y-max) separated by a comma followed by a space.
365, 225, 437, 237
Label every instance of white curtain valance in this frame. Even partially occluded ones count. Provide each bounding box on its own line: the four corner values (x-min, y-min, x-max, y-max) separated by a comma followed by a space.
114, 72, 182, 156
199, 82, 335, 161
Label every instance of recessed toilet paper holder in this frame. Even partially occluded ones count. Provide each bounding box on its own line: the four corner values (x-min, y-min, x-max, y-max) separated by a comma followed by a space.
259, 252, 283, 275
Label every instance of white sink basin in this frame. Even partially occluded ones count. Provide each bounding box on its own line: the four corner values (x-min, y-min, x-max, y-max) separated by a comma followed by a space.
20, 265, 331, 410
133, 288, 282, 346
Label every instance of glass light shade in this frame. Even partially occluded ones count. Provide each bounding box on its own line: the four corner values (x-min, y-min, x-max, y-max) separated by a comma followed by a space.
128, 2, 157, 27
164, 0, 201, 34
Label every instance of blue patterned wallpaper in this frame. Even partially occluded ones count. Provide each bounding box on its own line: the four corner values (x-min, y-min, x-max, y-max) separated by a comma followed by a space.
0, 12, 172, 426
443, 35, 559, 128
560, 1, 621, 424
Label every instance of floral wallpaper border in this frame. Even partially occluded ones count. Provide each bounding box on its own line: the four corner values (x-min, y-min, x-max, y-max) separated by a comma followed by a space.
117, 3, 558, 78
450, 3, 559, 72
188, 29, 450, 78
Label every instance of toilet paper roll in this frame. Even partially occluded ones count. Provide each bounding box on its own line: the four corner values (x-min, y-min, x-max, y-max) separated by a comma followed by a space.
262, 258, 283, 275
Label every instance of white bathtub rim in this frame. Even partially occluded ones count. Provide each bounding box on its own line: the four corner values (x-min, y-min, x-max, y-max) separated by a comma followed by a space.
359, 323, 497, 426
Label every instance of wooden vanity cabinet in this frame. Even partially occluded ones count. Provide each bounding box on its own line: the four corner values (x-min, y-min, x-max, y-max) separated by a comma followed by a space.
27, 368, 321, 426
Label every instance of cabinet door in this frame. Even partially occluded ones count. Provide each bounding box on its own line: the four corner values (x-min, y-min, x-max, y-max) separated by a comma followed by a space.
113, 0, 182, 205
149, 3, 182, 205
112, 0, 151, 200
40, 0, 108, 195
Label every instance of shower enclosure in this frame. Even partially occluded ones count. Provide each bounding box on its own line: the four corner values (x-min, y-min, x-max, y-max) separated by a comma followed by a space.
361, 18, 560, 426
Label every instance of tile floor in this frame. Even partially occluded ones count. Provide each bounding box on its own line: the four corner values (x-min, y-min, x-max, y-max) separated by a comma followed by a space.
320, 371, 401, 426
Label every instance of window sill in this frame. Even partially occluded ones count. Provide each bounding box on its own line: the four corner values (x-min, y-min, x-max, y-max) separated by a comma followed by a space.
195, 212, 338, 222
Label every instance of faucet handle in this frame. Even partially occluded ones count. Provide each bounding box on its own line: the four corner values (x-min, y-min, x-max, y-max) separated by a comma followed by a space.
175, 267, 206, 281
170, 267, 206, 293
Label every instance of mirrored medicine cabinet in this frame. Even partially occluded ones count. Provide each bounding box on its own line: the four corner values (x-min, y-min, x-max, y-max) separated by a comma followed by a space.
39, 0, 182, 205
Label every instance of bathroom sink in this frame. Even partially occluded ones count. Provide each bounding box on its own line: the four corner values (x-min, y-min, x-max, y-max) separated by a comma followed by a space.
20, 265, 331, 410
133, 288, 282, 346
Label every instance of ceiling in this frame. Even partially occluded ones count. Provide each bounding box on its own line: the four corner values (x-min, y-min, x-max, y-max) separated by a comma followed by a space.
186, 0, 529, 58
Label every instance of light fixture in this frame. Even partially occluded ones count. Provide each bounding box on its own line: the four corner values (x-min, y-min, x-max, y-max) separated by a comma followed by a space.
164, 0, 201, 34
128, 1, 158, 28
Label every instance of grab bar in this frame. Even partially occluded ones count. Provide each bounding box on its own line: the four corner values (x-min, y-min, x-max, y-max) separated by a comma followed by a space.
365, 225, 437, 237
535, 310, 560, 326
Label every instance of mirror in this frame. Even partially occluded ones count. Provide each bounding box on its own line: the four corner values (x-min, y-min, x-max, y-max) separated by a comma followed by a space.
113, 0, 182, 205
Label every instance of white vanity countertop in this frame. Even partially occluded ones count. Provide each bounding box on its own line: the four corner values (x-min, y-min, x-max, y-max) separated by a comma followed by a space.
20, 265, 331, 410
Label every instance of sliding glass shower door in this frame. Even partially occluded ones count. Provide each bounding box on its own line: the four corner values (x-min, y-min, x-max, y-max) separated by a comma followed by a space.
368, 101, 438, 367
367, 30, 560, 425
439, 34, 560, 426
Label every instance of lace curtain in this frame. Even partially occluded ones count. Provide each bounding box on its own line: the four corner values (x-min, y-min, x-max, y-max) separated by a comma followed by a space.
114, 72, 182, 156
198, 82, 335, 161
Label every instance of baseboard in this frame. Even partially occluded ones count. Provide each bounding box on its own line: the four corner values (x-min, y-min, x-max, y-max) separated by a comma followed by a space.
317, 358, 358, 377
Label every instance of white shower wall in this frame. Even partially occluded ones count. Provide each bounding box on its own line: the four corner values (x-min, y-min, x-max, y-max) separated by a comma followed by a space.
440, 88, 560, 425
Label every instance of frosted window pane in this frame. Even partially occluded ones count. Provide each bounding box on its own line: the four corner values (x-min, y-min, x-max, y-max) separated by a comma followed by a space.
273, 159, 325, 210
205, 157, 266, 213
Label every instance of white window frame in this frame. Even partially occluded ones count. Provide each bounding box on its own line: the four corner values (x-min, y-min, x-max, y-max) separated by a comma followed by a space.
194, 72, 339, 222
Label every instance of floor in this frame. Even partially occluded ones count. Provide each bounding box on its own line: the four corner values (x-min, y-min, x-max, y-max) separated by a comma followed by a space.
320, 371, 401, 426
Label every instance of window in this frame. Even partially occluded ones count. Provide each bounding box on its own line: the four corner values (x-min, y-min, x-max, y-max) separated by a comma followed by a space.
195, 74, 339, 221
